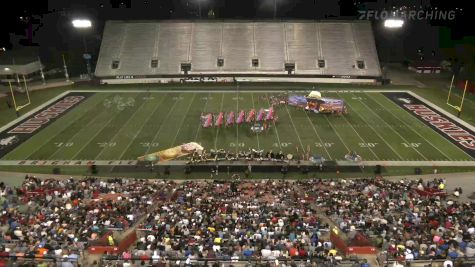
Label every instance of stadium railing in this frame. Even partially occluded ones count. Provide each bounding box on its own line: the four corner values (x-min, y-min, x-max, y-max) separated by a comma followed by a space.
377, 251, 475, 267
100, 256, 365, 267
0, 255, 80, 267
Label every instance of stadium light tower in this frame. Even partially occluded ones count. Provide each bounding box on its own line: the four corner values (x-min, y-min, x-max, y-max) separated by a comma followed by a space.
384, 18, 404, 28
72, 18, 93, 79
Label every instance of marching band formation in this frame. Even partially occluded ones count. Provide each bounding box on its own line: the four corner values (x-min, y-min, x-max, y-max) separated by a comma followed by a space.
201, 107, 277, 128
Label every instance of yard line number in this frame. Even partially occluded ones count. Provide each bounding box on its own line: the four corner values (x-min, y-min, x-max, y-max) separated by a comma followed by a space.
401, 142, 422, 148
229, 142, 245, 147
97, 142, 117, 148
54, 142, 74, 148
359, 143, 378, 148
273, 142, 292, 148
140, 142, 160, 148
315, 142, 334, 148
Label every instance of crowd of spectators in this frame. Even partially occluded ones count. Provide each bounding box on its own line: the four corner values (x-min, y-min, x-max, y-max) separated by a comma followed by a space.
0, 175, 473, 267
312, 178, 475, 262
0, 176, 170, 266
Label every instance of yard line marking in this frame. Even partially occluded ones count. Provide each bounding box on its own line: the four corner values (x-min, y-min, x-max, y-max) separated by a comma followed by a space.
333, 95, 379, 160
250, 92, 260, 150
284, 104, 305, 152
368, 93, 455, 161
235, 90, 239, 153
344, 94, 403, 160
214, 93, 225, 150
193, 92, 211, 142
265, 93, 282, 151
116, 94, 168, 160
145, 93, 182, 154
25, 96, 106, 159
357, 96, 428, 160
302, 108, 332, 160
44, 95, 112, 160
169, 93, 197, 147
94, 95, 150, 160
71, 105, 125, 160
323, 115, 351, 153
340, 115, 380, 160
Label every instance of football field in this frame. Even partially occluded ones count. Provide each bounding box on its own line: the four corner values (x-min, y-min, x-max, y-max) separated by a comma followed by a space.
1, 89, 474, 163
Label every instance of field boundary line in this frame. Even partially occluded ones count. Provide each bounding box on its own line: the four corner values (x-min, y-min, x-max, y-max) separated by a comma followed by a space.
358, 97, 428, 160
2, 159, 473, 167
0, 91, 71, 134
344, 94, 404, 160
94, 94, 152, 160
407, 91, 475, 132
116, 94, 168, 160
368, 93, 454, 161
169, 93, 197, 147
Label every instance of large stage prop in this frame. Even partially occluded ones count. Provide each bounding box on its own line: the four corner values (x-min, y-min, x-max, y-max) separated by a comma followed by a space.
137, 142, 204, 163
287, 91, 347, 115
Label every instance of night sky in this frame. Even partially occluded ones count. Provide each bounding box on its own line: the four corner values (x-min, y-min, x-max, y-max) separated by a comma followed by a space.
0, 0, 471, 64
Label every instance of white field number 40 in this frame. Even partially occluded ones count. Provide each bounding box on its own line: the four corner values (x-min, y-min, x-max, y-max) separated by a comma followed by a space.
141, 142, 159, 147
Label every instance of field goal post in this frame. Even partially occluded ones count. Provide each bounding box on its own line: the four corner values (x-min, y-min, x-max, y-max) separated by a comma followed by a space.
446, 74, 469, 117
8, 74, 32, 113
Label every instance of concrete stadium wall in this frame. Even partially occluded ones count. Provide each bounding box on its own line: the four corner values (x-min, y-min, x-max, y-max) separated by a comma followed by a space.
100, 77, 379, 85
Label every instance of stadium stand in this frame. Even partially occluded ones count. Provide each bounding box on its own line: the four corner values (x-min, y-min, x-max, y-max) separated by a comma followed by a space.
95, 21, 382, 84
1, 175, 474, 266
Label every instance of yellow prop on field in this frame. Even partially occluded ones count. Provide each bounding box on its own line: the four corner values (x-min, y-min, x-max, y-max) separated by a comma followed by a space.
137, 142, 204, 162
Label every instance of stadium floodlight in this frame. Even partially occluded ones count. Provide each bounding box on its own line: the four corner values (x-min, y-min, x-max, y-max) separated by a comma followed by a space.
384, 19, 404, 28
72, 19, 93, 78
4, 67, 10, 71
72, 19, 92, 28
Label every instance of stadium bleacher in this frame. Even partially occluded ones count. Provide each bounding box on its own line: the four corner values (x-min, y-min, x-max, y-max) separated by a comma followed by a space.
95, 20, 382, 84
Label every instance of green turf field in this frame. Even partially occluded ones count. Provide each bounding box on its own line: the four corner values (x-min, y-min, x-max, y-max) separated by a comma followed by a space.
1, 90, 473, 162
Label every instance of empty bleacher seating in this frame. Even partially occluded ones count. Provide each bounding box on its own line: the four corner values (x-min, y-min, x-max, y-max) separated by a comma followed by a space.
95, 20, 381, 78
